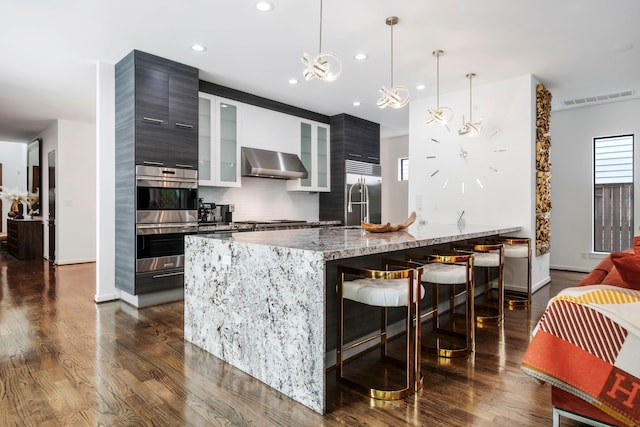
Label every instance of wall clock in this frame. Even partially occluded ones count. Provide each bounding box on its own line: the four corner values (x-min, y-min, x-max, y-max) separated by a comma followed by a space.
425, 132, 506, 195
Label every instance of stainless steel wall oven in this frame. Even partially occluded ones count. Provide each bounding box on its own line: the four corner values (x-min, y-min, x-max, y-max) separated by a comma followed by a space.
135, 166, 198, 278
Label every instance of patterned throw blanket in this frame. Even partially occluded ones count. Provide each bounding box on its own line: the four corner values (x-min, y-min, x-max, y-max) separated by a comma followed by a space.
522, 285, 640, 426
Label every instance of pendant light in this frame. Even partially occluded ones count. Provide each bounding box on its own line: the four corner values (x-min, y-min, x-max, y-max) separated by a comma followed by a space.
426, 50, 453, 126
377, 16, 410, 109
301, 0, 342, 82
458, 73, 483, 137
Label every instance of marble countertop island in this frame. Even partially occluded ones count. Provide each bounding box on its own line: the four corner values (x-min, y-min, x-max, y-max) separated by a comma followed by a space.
184, 223, 520, 413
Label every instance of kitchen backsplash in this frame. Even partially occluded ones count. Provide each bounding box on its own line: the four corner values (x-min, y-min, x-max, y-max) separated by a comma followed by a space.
198, 177, 321, 222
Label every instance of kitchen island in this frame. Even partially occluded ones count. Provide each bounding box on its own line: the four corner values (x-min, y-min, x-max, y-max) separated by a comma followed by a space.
183, 223, 520, 413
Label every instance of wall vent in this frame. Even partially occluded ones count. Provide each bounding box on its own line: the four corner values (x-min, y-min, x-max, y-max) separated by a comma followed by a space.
563, 89, 636, 106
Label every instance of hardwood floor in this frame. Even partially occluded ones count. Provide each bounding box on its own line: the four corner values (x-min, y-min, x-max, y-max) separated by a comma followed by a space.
0, 250, 589, 426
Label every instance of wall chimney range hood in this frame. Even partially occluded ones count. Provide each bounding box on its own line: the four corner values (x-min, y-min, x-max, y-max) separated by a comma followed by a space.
241, 147, 308, 179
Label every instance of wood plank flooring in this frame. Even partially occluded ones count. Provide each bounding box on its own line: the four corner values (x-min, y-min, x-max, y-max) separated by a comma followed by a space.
0, 250, 588, 426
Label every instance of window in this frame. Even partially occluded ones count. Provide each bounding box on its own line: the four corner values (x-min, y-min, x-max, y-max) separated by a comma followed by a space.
398, 157, 409, 181
593, 135, 634, 252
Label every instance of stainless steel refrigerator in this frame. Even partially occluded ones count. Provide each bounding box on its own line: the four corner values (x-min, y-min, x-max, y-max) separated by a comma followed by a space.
345, 160, 382, 226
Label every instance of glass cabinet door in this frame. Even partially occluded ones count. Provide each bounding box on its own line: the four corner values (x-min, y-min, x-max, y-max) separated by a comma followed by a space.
316, 126, 328, 189
198, 96, 212, 182
218, 101, 238, 184
300, 122, 312, 188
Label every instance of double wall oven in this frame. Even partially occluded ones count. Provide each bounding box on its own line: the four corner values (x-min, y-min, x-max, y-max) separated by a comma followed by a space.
135, 165, 198, 289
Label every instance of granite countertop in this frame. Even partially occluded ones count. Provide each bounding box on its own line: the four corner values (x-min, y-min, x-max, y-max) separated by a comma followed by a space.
192, 223, 521, 261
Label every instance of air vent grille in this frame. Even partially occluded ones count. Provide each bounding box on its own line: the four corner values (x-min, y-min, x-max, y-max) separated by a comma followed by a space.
564, 90, 636, 106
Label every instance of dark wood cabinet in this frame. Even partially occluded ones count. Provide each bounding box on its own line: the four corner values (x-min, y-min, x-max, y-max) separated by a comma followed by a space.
115, 50, 199, 296
7, 219, 43, 260
332, 114, 380, 164
320, 114, 380, 222
118, 50, 199, 170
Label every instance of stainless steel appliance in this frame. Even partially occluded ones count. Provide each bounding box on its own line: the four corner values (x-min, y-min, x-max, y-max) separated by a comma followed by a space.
241, 147, 308, 179
198, 200, 215, 223
213, 204, 234, 224
345, 160, 381, 226
135, 165, 198, 277
136, 165, 198, 224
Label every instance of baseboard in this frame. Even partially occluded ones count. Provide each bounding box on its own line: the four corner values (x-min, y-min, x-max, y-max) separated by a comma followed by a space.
55, 258, 97, 265
550, 265, 592, 273
94, 292, 120, 303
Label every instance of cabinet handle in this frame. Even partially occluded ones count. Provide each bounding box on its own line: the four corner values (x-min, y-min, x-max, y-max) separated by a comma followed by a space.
175, 123, 194, 129
348, 153, 362, 157
366, 156, 379, 160
152, 271, 184, 279
175, 164, 194, 169
143, 161, 164, 166
142, 117, 164, 124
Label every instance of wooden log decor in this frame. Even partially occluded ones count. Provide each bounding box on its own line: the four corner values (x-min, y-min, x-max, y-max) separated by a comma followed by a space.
536, 83, 552, 256
536, 171, 552, 213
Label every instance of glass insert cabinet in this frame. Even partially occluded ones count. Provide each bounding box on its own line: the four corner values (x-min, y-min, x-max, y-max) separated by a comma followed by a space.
287, 120, 330, 192
198, 93, 241, 187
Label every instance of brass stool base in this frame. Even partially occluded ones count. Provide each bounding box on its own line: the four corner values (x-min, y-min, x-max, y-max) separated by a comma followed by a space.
424, 329, 472, 358
338, 374, 424, 401
505, 291, 530, 310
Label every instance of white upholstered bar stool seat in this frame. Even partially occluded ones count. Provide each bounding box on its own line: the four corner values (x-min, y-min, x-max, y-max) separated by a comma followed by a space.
406, 252, 475, 358
343, 278, 425, 307
421, 263, 468, 284
337, 263, 424, 401
452, 242, 505, 324
497, 237, 532, 308
472, 252, 501, 267
504, 244, 528, 259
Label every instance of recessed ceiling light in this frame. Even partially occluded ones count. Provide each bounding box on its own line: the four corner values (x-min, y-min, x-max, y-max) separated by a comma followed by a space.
256, 1, 274, 12
288, 78, 299, 85
191, 44, 207, 52
353, 101, 361, 106
416, 84, 426, 90
354, 53, 368, 61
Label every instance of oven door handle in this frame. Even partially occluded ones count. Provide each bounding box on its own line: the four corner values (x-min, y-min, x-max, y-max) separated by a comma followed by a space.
152, 271, 184, 279
136, 223, 199, 235
136, 176, 198, 189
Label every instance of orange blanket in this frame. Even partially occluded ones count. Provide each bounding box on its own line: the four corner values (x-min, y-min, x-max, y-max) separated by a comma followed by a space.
522, 285, 640, 426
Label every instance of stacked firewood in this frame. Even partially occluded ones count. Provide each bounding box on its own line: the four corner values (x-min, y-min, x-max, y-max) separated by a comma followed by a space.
536, 84, 552, 256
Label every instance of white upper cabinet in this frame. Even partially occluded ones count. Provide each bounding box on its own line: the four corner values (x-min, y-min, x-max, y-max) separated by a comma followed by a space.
198, 93, 241, 187
287, 120, 330, 192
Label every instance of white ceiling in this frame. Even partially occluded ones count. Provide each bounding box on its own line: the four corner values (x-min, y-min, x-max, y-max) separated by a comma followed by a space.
1, 0, 639, 142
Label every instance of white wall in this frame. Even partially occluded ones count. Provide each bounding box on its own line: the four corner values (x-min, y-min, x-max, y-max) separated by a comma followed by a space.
408, 74, 550, 292
95, 61, 117, 302
380, 135, 409, 224
550, 98, 640, 272
0, 141, 27, 232
38, 119, 96, 265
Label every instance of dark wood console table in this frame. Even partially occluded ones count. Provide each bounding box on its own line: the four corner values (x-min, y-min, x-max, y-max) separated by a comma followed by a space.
7, 218, 43, 260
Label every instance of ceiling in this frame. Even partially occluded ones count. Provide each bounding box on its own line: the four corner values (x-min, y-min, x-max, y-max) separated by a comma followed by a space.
1, 0, 639, 142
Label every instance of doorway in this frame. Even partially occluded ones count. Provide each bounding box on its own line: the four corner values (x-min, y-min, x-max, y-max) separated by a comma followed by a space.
48, 150, 56, 263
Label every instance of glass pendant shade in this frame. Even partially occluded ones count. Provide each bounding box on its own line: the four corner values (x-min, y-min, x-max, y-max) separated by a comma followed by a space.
301, 0, 342, 82
426, 50, 453, 126
377, 16, 410, 109
458, 73, 483, 136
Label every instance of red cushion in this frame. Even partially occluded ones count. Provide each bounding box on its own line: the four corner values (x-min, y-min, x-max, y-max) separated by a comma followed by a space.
610, 252, 640, 290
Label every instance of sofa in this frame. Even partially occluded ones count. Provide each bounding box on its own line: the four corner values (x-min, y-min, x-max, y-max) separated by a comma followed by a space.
522, 237, 640, 427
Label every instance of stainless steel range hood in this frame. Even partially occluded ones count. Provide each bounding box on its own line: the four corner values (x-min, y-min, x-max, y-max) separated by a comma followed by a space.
241, 147, 308, 179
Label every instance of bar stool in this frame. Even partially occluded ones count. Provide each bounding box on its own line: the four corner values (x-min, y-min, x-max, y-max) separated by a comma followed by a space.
336, 260, 424, 400
406, 251, 474, 358
452, 242, 504, 325
494, 237, 532, 308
